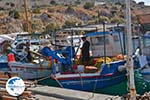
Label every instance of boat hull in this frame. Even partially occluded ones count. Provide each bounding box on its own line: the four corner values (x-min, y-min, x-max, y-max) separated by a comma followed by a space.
140, 68, 150, 83
0, 56, 8, 70
55, 72, 127, 91
0, 62, 8, 69
9, 62, 52, 80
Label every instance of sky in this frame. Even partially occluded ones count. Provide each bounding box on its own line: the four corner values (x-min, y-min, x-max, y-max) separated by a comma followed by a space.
134, 0, 150, 5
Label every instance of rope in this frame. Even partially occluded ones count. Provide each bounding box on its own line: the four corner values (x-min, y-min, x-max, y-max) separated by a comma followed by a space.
26, 73, 64, 89
31, 74, 54, 88
87, 66, 104, 100
88, 64, 106, 100
104, 95, 120, 100
78, 72, 83, 88
77, 72, 97, 100
53, 76, 64, 88
34, 75, 52, 83
52, 75, 63, 88
87, 78, 98, 100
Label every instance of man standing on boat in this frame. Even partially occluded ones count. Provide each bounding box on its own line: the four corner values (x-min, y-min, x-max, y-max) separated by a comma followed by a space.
81, 36, 90, 66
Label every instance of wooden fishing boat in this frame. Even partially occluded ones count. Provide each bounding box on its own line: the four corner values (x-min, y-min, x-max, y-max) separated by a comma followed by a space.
141, 35, 150, 83
137, 55, 150, 83
7, 52, 52, 80
40, 30, 127, 91
133, 35, 150, 83
53, 60, 126, 91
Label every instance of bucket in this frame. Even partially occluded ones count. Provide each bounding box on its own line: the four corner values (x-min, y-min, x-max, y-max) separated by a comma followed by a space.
77, 65, 84, 73
7, 53, 15, 62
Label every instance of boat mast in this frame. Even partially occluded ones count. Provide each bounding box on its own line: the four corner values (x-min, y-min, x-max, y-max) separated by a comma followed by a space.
23, 0, 29, 32
103, 22, 106, 63
125, 0, 136, 99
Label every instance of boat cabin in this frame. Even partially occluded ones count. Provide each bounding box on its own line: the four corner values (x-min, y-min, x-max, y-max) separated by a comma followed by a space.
86, 31, 125, 57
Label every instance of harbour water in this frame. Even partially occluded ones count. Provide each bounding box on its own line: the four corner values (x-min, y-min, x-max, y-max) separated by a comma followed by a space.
39, 69, 150, 96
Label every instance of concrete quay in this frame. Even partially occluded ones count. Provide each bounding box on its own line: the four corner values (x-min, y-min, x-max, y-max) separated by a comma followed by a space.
29, 85, 121, 100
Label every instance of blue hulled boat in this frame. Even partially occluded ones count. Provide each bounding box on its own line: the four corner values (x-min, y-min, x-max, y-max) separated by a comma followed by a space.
40, 30, 127, 91
53, 60, 126, 91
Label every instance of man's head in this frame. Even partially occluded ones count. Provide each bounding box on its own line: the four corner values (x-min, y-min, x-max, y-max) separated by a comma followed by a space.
81, 36, 86, 41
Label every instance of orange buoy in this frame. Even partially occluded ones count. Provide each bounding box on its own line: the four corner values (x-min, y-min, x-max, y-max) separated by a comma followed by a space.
116, 54, 124, 60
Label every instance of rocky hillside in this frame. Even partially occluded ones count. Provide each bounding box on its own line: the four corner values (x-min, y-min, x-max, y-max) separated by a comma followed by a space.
0, 0, 149, 34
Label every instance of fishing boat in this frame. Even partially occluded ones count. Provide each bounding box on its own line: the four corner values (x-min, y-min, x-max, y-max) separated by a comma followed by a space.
0, 31, 54, 80
0, 48, 52, 80
7, 53, 52, 80
141, 35, 150, 66
0, 54, 52, 80
135, 35, 150, 83
132, 35, 150, 80
140, 46, 150, 82
53, 60, 126, 91
133, 52, 150, 83
40, 30, 127, 91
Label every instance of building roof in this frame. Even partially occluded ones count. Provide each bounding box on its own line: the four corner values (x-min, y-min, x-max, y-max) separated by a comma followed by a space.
137, 14, 150, 24
133, 9, 150, 32
133, 7, 150, 24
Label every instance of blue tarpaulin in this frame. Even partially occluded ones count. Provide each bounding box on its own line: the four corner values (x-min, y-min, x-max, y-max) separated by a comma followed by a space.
85, 31, 119, 37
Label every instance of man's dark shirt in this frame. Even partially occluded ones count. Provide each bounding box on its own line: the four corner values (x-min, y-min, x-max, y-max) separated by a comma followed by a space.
81, 40, 90, 62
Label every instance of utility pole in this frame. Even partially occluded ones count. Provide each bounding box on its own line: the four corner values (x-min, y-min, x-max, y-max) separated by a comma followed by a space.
125, 0, 136, 99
